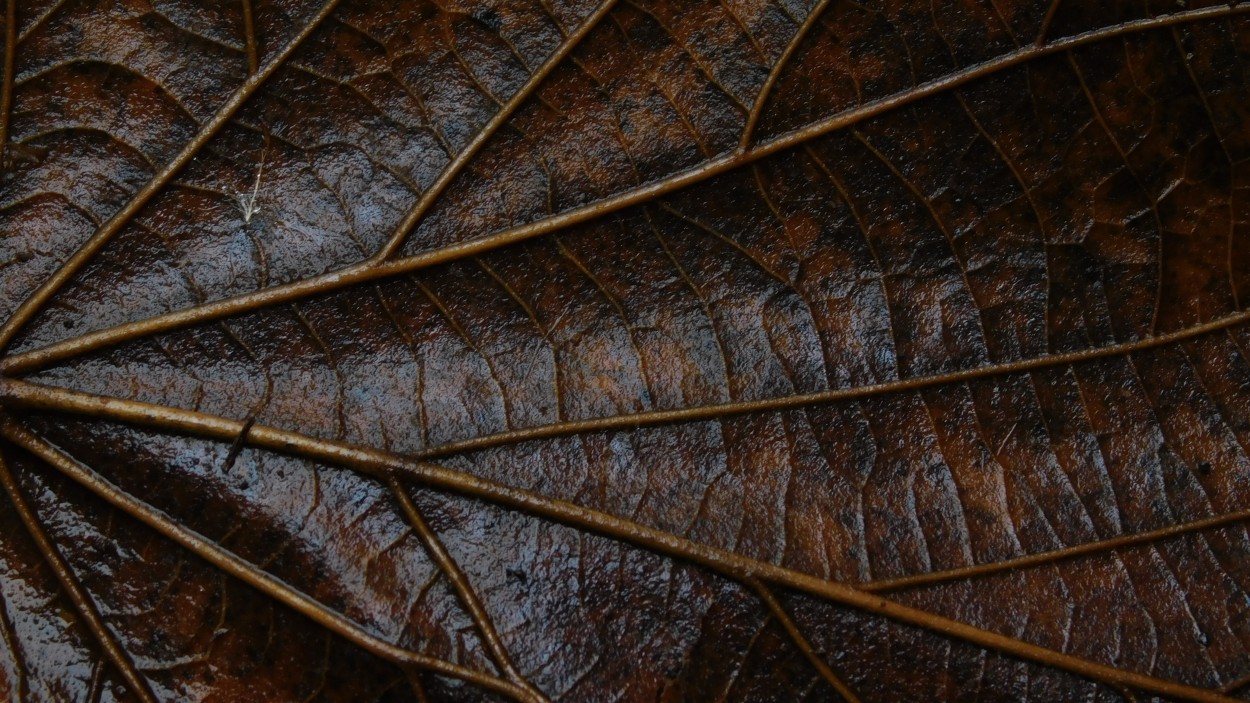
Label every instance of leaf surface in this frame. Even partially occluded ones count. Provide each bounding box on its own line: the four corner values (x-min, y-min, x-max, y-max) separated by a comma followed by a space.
1, 0, 1250, 701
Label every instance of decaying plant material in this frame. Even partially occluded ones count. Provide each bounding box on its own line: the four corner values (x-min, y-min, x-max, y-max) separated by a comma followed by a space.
0, 1, 1249, 701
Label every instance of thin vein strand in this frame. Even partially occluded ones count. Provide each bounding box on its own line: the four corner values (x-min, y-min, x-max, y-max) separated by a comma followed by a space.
3, 4, 1244, 374
740, 0, 836, 148
1220, 670, 1250, 695
0, 451, 159, 703
0, 379, 1238, 703
406, 668, 433, 703
0, 421, 544, 703
411, 310, 1250, 458
861, 508, 1250, 593
745, 577, 860, 702
370, 0, 620, 261
0, 0, 345, 352
1035, 0, 1063, 46
388, 478, 544, 699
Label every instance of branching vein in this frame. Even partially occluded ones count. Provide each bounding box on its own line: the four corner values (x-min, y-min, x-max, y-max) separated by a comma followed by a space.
0, 451, 158, 703
3, 3, 1250, 700
745, 577, 861, 702
388, 478, 545, 700
0, 377, 1239, 703
861, 508, 1250, 593
409, 311, 1250, 460
370, 0, 621, 261
0, 422, 545, 703
739, 0, 837, 149
5, 4, 1245, 374
0, 0, 346, 352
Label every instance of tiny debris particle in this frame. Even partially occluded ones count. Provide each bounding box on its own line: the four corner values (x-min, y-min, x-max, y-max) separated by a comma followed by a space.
237, 150, 268, 223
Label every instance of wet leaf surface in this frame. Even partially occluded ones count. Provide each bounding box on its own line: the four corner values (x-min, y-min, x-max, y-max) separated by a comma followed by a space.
1, 0, 1250, 701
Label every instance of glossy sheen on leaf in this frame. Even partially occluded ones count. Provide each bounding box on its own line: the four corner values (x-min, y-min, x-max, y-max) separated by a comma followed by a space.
1, 0, 1250, 701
